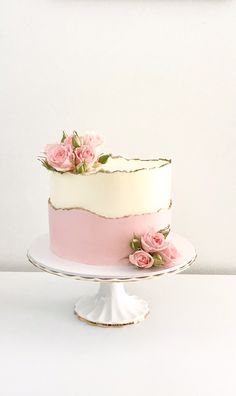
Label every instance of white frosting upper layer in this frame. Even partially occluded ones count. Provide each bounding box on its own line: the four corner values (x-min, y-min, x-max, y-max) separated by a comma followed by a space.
50, 157, 171, 217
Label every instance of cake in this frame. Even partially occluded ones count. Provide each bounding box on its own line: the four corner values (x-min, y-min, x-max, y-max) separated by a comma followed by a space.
41, 132, 179, 268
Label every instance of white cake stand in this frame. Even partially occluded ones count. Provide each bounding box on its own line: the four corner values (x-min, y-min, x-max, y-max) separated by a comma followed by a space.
27, 234, 196, 327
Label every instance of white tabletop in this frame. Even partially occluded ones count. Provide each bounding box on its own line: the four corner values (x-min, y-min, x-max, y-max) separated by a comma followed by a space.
1, 273, 236, 396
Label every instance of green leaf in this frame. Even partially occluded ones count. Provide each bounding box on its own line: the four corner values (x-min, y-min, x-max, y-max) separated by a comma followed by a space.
71, 131, 81, 148
61, 131, 67, 143
159, 225, 170, 239
153, 254, 163, 267
72, 136, 80, 148
74, 163, 85, 174
98, 154, 111, 164
72, 131, 81, 146
38, 158, 55, 171
153, 253, 162, 259
129, 238, 141, 251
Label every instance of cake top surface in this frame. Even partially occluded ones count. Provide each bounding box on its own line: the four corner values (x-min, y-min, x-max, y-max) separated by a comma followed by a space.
101, 156, 170, 173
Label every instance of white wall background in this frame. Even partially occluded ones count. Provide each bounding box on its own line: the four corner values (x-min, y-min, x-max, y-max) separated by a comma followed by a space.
0, 0, 235, 273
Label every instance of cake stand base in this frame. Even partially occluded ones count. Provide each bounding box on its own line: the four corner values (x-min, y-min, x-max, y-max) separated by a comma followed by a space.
27, 234, 196, 327
74, 282, 149, 327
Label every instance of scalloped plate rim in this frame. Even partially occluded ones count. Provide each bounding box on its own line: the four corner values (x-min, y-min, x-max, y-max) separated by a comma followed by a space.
27, 233, 196, 281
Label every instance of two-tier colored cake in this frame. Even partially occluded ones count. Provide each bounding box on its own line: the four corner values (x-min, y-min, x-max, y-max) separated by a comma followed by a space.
41, 132, 179, 268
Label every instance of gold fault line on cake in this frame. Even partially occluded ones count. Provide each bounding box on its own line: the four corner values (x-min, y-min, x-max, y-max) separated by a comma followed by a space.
49, 157, 171, 175
98, 156, 171, 174
48, 199, 173, 219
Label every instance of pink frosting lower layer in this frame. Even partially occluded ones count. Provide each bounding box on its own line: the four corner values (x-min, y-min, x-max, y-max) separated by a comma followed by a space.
48, 204, 171, 266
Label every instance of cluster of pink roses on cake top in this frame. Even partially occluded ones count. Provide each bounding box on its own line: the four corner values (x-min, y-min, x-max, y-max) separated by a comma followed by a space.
40, 131, 111, 174
129, 227, 180, 269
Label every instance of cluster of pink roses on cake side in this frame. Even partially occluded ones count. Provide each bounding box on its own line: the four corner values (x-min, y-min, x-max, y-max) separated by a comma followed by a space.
39, 131, 111, 174
129, 227, 180, 269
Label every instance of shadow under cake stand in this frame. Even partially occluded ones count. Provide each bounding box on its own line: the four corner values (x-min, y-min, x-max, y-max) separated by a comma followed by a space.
27, 234, 196, 327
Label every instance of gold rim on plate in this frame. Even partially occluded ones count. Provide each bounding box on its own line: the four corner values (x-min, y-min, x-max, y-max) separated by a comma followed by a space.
27, 252, 197, 283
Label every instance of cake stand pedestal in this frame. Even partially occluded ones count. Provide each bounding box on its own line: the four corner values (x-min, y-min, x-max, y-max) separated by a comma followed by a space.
75, 282, 149, 326
27, 234, 196, 327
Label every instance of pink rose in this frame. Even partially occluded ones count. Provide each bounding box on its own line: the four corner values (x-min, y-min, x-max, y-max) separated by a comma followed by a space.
75, 145, 96, 165
63, 135, 73, 148
45, 144, 57, 154
82, 133, 104, 148
46, 144, 75, 172
141, 230, 167, 253
129, 250, 154, 269
159, 242, 181, 266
